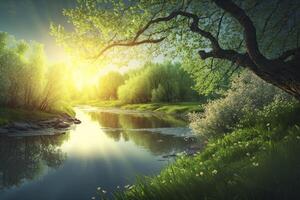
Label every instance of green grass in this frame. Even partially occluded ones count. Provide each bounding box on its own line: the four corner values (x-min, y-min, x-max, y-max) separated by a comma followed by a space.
87, 101, 203, 115
97, 104, 300, 200
87, 100, 124, 108
0, 107, 57, 125
0, 104, 76, 126
122, 102, 203, 115
50, 102, 76, 117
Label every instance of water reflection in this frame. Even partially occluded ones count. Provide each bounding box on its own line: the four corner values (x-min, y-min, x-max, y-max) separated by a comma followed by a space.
89, 109, 187, 129
89, 110, 197, 155
0, 107, 199, 200
0, 134, 69, 189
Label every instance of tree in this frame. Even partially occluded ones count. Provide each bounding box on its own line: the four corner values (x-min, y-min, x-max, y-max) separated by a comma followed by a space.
0, 33, 26, 107
51, 0, 300, 100
98, 72, 125, 100
39, 63, 69, 111
117, 62, 197, 103
22, 42, 46, 108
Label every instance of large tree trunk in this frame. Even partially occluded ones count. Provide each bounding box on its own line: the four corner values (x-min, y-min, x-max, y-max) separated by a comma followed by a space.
250, 60, 300, 100
213, 0, 300, 100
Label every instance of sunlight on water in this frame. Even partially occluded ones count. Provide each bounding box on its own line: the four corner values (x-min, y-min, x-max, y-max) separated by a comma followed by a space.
0, 107, 199, 200
60, 109, 122, 157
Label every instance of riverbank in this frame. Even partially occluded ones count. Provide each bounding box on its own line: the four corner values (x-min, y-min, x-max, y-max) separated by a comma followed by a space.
0, 106, 79, 136
81, 101, 203, 116
0, 105, 75, 124
100, 103, 300, 199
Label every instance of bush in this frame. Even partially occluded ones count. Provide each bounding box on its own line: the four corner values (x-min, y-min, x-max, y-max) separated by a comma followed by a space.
0, 32, 73, 112
117, 62, 198, 103
118, 73, 151, 103
189, 71, 297, 139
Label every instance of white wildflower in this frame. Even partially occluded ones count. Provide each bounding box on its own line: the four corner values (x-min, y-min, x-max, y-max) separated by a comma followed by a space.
212, 169, 218, 175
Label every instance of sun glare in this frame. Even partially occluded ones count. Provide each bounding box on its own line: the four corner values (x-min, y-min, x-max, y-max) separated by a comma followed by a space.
60, 109, 122, 158
69, 59, 143, 91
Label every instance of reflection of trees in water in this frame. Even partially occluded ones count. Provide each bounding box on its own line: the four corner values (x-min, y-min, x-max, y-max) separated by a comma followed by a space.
89, 111, 195, 155
89, 111, 186, 129
0, 133, 69, 189
90, 112, 121, 128
119, 114, 172, 129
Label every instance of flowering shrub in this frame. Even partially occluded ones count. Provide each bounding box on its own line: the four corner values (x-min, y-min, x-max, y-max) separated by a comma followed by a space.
189, 71, 296, 138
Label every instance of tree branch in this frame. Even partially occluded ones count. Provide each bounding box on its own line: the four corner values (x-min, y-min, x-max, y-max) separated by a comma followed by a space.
94, 37, 165, 58
198, 49, 257, 70
213, 0, 270, 67
95, 9, 222, 58
277, 47, 300, 61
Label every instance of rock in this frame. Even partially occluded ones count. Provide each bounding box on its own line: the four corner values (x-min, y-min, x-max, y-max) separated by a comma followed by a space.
74, 119, 81, 124
0, 128, 9, 134
30, 124, 42, 130
60, 113, 71, 119
0, 114, 81, 135
55, 122, 71, 129
11, 122, 31, 131
40, 118, 59, 125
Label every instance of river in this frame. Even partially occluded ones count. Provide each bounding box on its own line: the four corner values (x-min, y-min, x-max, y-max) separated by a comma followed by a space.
0, 106, 199, 200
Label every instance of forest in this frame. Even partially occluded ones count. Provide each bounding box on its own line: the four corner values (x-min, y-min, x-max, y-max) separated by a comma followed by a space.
0, 0, 299, 200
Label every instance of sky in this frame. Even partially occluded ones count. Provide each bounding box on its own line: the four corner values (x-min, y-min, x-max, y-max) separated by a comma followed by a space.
0, 0, 161, 83
0, 0, 75, 61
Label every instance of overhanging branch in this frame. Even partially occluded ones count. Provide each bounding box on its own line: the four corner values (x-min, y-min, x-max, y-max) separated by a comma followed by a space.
213, 0, 270, 67
94, 37, 165, 58
95, 9, 222, 58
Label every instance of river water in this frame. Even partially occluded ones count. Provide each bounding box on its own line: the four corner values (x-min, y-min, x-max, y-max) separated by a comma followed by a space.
0, 106, 199, 200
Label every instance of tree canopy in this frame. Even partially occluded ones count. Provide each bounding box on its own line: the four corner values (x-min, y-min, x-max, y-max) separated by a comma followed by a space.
0, 32, 73, 111
51, 0, 300, 99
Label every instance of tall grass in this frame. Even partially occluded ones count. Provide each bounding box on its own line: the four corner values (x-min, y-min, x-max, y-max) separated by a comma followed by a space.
98, 101, 300, 200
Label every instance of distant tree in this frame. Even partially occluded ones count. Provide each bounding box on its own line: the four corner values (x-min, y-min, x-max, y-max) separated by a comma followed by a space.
98, 72, 125, 100
118, 62, 198, 103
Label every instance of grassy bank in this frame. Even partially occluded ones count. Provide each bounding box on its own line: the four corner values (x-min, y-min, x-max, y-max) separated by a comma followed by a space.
85, 101, 203, 115
97, 103, 300, 200
0, 104, 75, 126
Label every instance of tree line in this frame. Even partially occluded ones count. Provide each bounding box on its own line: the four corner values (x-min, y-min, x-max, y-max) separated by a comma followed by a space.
97, 62, 200, 103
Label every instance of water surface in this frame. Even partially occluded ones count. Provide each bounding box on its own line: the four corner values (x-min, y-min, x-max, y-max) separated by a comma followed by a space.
0, 106, 198, 200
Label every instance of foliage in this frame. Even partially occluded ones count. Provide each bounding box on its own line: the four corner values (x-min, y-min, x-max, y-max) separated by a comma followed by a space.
51, 0, 300, 96
98, 72, 125, 100
39, 63, 71, 111
0, 32, 73, 114
100, 100, 300, 200
118, 62, 198, 103
0, 33, 44, 108
0, 107, 60, 125
188, 71, 296, 138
